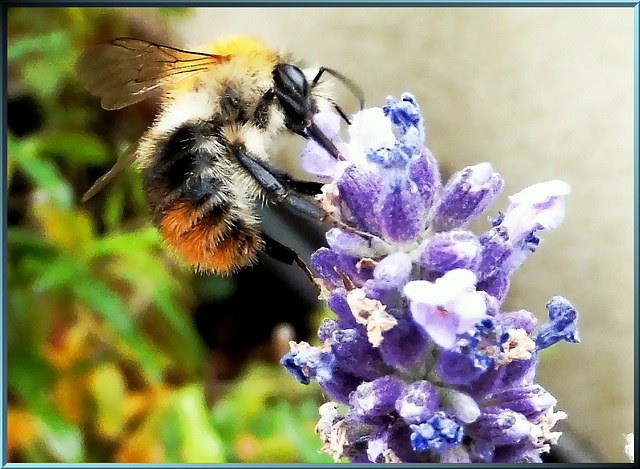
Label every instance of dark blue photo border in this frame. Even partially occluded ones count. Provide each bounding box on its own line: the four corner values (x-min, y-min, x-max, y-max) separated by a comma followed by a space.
1, 1, 638, 468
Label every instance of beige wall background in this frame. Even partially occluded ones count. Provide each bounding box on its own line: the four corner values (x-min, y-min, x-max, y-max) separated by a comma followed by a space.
172, 7, 635, 462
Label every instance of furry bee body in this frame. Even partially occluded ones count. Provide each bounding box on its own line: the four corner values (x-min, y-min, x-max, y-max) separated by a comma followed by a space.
77, 35, 360, 277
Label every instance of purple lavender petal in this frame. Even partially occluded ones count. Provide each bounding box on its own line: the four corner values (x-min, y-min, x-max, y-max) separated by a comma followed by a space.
494, 309, 538, 335
419, 230, 482, 274
346, 107, 397, 164
327, 289, 359, 329
404, 270, 488, 349
325, 227, 375, 258
431, 163, 504, 232
373, 252, 413, 288
476, 272, 511, 304
499, 179, 571, 245
301, 112, 343, 177
310, 247, 341, 286
378, 309, 429, 371
301, 140, 338, 178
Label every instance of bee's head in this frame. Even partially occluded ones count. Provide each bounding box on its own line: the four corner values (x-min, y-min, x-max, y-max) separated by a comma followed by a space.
272, 63, 363, 161
273, 63, 315, 133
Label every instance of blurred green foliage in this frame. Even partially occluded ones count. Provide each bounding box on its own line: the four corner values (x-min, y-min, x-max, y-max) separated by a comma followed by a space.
6, 7, 329, 463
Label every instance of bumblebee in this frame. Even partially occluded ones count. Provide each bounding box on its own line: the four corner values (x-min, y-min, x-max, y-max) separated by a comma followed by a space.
77, 36, 363, 282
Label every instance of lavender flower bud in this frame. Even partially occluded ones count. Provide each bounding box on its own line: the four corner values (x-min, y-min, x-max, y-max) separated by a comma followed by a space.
487, 384, 558, 420
281, 342, 334, 385
326, 289, 359, 328
326, 227, 375, 259
395, 380, 440, 424
468, 407, 532, 446
410, 411, 464, 453
536, 296, 580, 350
477, 226, 512, 279
408, 147, 441, 210
337, 165, 384, 234
330, 328, 391, 380
367, 419, 418, 463
378, 310, 429, 371
350, 375, 404, 422
319, 368, 362, 404
444, 389, 481, 423
494, 309, 538, 335
436, 349, 491, 386
430, 163, 504, 232
380, 181, 424, 242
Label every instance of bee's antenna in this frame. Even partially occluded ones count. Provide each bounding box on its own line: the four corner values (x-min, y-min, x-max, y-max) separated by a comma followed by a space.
312, 66, 365, 111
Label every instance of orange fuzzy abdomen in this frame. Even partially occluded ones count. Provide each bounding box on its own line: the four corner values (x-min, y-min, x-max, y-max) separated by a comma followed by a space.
160, 201, 261, 274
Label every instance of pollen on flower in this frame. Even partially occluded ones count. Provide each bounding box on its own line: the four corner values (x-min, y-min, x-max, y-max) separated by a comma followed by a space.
528, 407, 567, 453
356, 257, 377, 271
382, 449, 402, 463
316, 182, 341, 219
316, 402, 343, 454
346, 288, 398, 347
320, 419, 351, 462
495, 328, 535, 366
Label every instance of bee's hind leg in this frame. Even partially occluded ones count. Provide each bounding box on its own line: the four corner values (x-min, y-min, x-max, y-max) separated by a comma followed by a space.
261, 232, 318, 288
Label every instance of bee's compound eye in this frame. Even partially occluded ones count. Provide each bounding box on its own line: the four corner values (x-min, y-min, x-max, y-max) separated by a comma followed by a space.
273, 63, 308, 97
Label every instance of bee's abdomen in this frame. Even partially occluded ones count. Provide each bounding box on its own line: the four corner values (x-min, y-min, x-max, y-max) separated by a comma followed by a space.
144, 121, 263, 274
160, 200, 262, 274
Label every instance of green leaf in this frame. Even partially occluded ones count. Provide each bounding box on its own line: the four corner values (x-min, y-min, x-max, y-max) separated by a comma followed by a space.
38, 412, 85, 463
88, 364, 127, 440
159, 404, 183, 463
102, 185, 125, 232
151, 288, 205, 372
7, 30, 69, 61
275, 401, 331, 463
8, 133, 73, 210
6, 227, 57, 254
71, 276, 165, 384
89, 228, 162, 258
39, 131, 110, 165
8, 352, 85, 462
28, 252, 164, 383
170, 385, 225, 463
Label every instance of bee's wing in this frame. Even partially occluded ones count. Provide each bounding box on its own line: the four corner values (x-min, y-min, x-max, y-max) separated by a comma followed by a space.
81, 143, 138, 202
76, 37, 230, 110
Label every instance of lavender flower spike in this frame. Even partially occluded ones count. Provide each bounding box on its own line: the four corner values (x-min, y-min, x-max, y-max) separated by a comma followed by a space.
282, 94, 580, 463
